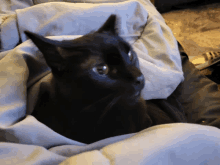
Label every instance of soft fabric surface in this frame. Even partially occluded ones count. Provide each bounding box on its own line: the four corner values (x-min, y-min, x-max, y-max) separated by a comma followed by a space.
1, 123, 220, 164
1, 0, 219, 164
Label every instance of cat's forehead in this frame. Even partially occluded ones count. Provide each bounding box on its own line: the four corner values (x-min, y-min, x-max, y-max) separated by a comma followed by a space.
73, 33, 129, 49
60, 32, 132, 63
85, 33, 131, 57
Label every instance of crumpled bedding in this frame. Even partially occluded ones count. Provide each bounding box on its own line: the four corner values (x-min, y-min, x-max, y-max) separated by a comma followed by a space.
1, 123, 220, 164
1, 0, 219, 165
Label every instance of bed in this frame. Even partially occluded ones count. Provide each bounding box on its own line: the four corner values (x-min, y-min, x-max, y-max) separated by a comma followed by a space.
0, 0, 220, 164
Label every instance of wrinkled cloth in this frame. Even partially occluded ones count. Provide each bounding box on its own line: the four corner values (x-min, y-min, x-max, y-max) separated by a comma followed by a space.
1, 123, 220, 165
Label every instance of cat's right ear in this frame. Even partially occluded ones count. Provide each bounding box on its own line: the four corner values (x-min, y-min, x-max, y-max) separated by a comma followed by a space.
25, 31, 65, 71
97, 14, 117, 35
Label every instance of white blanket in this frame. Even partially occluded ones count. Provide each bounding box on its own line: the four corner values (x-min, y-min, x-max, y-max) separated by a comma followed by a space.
1, 123, 220, 165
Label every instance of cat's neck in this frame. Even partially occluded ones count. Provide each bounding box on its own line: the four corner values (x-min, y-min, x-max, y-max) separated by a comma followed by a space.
50, 76, 99, 113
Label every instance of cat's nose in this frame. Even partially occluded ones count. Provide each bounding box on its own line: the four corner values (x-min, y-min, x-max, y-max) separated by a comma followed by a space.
135, 74, 145, 85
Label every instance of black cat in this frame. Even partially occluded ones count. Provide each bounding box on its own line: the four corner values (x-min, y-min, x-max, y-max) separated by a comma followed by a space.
25, 15, 153, 144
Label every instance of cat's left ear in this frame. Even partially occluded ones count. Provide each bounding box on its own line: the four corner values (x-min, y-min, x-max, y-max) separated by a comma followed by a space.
97, 14, 117, 35
24, 31, 66, 71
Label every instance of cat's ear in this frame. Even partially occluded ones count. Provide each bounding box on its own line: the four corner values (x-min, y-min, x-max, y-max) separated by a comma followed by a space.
97, 14, 117, 35
25, 31, 65, 71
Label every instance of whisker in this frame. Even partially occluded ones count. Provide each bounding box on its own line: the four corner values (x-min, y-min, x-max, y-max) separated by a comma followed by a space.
80, 93, 116, 114
97, 94, 122, 125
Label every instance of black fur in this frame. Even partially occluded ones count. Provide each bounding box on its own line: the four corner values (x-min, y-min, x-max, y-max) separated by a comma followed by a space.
25, 15, 152, 144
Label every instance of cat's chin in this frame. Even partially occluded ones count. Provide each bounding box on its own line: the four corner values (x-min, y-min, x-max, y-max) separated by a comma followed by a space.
133, 91, 140, 97
122, 92, 142, 105
129, 91, 141, 100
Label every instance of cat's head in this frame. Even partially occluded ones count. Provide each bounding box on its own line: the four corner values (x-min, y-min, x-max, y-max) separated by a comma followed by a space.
25, 15, 145, 105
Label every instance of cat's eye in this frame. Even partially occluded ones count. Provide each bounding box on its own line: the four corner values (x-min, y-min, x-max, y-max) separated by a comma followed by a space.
128, 51, 133, 61
93, 65, 109, 75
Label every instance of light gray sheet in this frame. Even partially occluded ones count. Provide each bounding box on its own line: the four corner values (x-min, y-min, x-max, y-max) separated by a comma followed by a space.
1, 123, 220, 165
2, 0, 218, 165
